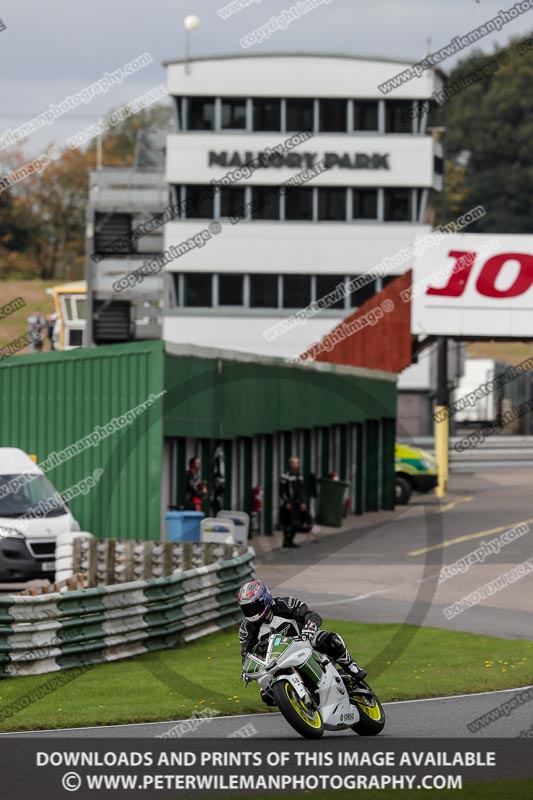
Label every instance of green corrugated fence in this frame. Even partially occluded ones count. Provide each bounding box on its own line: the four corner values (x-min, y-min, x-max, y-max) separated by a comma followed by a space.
0, 548, 254, 678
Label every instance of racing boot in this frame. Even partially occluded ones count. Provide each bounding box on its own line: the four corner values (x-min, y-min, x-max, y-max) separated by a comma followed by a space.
260, 688, 275, 706
341, 658, 367, 682
317, 631, 367, 682
336, 646, 367, 681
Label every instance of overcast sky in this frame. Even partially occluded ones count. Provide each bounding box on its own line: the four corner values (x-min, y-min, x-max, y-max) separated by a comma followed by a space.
0, 0, 530, 155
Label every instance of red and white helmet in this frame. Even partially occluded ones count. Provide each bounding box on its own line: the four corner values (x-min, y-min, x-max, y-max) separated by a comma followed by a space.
237, 579, 273, 622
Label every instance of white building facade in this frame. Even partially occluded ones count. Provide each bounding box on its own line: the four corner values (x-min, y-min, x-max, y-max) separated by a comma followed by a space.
162, 53, 443, 360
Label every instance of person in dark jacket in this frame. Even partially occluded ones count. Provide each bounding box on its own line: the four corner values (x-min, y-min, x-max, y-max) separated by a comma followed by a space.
279, 455, 312, 549
237, 579, 366, 704
185, 456, 207, 511
45, 312, 58, 350
210, 442, 225, 516
27, 309, 45, 352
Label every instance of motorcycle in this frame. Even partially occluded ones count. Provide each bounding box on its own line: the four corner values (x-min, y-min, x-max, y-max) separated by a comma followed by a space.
242, 630, 385, 739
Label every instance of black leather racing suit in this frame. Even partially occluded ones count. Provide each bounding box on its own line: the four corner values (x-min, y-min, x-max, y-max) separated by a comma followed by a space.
239, 596, 354, 676
279, 471, 312, 546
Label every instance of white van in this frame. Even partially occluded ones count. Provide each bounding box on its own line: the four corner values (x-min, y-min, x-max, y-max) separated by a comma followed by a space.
0, 448, 83, 581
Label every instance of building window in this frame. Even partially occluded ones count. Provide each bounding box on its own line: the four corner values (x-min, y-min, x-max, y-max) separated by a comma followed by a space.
250, 274, 278, 308
94, 213, 133, 254
221, 97, 247, 129
220, 187, 246, 219
171, 185, 182, 212
349, 276, 377, 307
172, 274, 181, 304
316, 275, 346, 309
418, 99, 439, 129
286, 99, 314, 132
385, 100, 412, 133
381, 275, 398, 289
175, 97, 183, 130
352, 188, 378, 220
415, 188, 426, 222
318, 188, 346, 221
218, 274, 244, 306
184, 185, 215, 218
184, 273, 213, 307
73, 297, 86, 321
319, 99, 347, 132
253, 98, 281, 131
188, 97, 216, 130
284, 187, 313, 221
353, 101, 379, 131
251, 186, 280, 220
384, 188, 412, 221
282, 274, 312, 308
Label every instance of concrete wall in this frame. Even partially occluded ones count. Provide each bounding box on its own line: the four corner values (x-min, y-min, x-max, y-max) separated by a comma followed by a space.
397, 391, 432, 438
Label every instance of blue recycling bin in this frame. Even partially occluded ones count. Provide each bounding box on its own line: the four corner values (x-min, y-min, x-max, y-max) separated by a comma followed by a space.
165, 511, 204, 542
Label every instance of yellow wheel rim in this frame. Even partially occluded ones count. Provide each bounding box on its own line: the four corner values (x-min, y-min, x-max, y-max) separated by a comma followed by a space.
285, 682, 322, 729
353, 694, 382, 721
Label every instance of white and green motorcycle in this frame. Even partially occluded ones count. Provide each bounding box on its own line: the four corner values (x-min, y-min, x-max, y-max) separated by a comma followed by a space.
242, 630, 385, 739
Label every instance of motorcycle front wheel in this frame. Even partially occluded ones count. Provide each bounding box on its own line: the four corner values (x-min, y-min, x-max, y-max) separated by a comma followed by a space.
350, 680, 385, 736
273, 679, 324, 739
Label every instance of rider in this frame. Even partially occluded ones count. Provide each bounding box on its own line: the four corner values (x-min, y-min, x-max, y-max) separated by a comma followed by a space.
237, 579, 366, 703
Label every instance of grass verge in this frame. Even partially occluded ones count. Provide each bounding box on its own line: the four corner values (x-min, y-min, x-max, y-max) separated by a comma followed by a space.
208, 781, 533, 800
0, 620, 531, 732
0, 279, 56, 352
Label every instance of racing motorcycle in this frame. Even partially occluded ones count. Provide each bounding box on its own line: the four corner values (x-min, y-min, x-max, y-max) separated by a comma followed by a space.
242, 630, 385, 738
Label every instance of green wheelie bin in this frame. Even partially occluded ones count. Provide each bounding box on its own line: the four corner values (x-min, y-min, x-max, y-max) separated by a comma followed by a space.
317, 478, 349, 527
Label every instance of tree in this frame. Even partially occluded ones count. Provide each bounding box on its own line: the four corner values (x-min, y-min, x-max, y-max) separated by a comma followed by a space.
0, 146, 36, 277
443, 34, 533, 232
0, 189, 30, 255
11, 148, 93, 280
86, 103, 174, 166
0, 101, 173, 279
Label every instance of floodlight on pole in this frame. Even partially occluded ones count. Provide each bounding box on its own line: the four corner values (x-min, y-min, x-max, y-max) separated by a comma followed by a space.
184, 15, 200, 74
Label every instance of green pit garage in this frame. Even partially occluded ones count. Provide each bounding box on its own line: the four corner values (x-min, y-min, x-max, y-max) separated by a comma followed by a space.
0, 340, 397, 540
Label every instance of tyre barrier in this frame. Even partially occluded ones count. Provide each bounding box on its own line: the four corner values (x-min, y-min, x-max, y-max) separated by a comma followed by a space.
54, 531, 93, 583
57, 535, 241, 587
0, 547, 254, 678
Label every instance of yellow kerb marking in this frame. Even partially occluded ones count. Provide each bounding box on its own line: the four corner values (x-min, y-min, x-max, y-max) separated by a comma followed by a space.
408, 516, 533, 557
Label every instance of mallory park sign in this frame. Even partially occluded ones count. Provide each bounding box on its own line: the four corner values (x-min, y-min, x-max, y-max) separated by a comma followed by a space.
208, 151, 390, 170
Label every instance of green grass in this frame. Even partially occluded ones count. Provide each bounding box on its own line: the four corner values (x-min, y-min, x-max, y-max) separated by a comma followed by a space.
0, 279, 56, 351
0, 620, 531, 732
213, 781, 533, 800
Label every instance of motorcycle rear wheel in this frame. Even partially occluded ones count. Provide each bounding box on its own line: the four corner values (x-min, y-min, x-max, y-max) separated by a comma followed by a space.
350, 681, 385, 736
273, 679, 324, 739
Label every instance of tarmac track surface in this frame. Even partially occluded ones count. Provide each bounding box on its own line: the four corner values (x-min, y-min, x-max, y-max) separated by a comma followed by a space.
2, 686, 532, 739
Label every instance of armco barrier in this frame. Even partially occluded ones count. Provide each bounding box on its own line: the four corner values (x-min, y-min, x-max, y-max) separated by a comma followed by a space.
0, 547, 254, 678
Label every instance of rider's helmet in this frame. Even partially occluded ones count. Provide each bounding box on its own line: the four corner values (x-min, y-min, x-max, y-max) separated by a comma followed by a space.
237, 579, 273, 622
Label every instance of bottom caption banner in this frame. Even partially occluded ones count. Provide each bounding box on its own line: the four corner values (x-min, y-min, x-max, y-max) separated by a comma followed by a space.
0, 739, 532, 798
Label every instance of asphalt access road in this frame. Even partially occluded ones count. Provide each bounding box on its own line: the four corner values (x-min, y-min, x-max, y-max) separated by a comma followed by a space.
2, 686, 531, 739
256, 470, 533, 641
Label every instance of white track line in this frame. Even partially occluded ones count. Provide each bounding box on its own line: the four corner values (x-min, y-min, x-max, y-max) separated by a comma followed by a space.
0, 711, 276, 736
384, 685, 533, 704
1, 686, 531, 736
308, 570, 443, 607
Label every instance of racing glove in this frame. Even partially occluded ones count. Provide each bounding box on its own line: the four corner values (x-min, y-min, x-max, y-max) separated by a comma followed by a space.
301, 621, 318, 641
